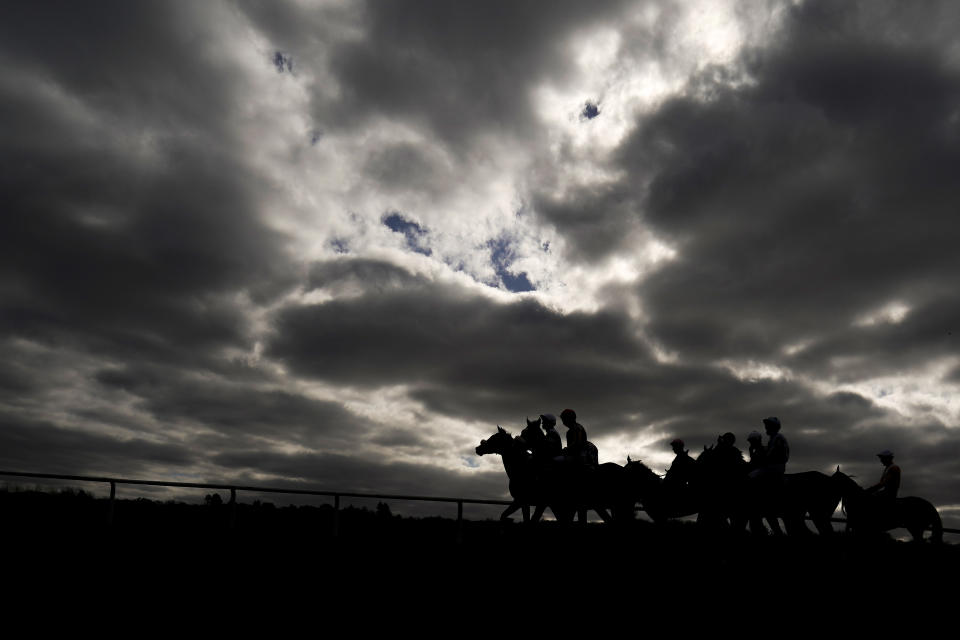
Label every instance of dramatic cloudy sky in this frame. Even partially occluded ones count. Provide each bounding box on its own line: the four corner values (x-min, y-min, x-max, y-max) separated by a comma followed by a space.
2, 0, 959, 527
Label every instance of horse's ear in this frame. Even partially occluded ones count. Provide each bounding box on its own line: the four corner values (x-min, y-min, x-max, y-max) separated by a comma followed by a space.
627, 455, 632, 463
497, 425, 506, 434
836, 465, 840, 473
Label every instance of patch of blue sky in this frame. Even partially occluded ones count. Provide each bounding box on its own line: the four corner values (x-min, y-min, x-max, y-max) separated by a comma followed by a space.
488, 235, 535, 293
273, 51, 293, 73
382, 211, 432, 256
581, 100, 600, 120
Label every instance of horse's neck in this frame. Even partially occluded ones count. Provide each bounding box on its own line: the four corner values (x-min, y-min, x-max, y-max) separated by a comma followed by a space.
839, 477, 867, 501
501, 447, 529, 476
629, 464, 661, 490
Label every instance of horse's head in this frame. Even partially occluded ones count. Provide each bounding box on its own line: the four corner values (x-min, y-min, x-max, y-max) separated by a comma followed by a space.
624, 456, 662, 489
476, 426, 512, 456
520, 416, 544, 444
830, 466, 861, 496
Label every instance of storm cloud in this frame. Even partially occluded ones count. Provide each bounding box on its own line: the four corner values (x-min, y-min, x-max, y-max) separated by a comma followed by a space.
2, 0, 958, 526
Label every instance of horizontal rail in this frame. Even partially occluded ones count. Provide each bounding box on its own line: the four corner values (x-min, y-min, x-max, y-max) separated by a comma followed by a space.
0, 470, 510, 506
2, 469, 957, 536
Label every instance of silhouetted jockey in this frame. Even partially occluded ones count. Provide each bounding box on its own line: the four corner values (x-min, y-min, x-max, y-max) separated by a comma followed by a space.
748, 417, 789, 480
559, 408, 596, 468
747, 418, 788, 536
695, 432, 747, 527
665, 438, 695, 488
747, 431, 783, 535
555, 408, 599, 524
867, 449, 901, 501
711, 432, 747, 481
520, 415, 562, 471
857, 450, 904, 532
664, 438, 696, 511
540, 414, 562, 460
746, 431, 766, 472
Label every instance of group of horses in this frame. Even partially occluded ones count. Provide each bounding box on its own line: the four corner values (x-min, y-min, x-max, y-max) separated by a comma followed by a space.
475, 418, 943, 542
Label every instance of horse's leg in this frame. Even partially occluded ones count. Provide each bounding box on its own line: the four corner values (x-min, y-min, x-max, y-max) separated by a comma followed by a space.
554, 504, 573, 525
612, 501, 634, 523
784, 513, 810, 536
766, 514, 784, 536
811, 518, 826, 535
813, 515, 834, 536
522, 504, 530, 523
803, 505, 832, 535
531, 504, 547, 523
577, 507, 587, 524
728, 510, 747, 532
594, 506, 613, 523
500, 502, 521, 521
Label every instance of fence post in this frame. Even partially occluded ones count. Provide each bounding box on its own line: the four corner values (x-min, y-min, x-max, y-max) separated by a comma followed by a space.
457, 500, 463, 544
333, 494, 340, 538
229, 488, 237, 530
107, 481, 116, 526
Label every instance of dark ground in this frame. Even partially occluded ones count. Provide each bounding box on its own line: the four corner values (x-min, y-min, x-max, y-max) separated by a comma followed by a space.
2, 488, 956, 620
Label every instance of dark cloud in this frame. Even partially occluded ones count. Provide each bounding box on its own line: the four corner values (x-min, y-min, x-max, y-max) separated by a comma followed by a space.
307, 257, 423, 294
2, 156, 291, 363
211, 449, 505, 502
364, 143, 451, 197
2, 0, 958, 526
270, 257, 658, 427
0, 2, 309, 480
249, 0, 632, 154
531, 182, 640, 262
0, 3, 296, 370
0, 2, 253, 142
0, 413, 195, 477
0, 349, 42, 395
369, 428, 432, 450
268, 257, 915, 466
560, 0, 960, 518
94, 364, 370, 450
786, 297, 960, 382
614, 0, 960, 373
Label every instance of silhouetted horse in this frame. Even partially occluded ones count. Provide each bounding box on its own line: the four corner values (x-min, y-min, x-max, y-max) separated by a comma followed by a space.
625, 451, 747, 526
695, 443, 751, 528
476, 426, 538, 522
831, 469, 943, 543
770, 471, 841, 536
475, 425, 619, 524
625, 456, 840, 535
624, 457, 697, 522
